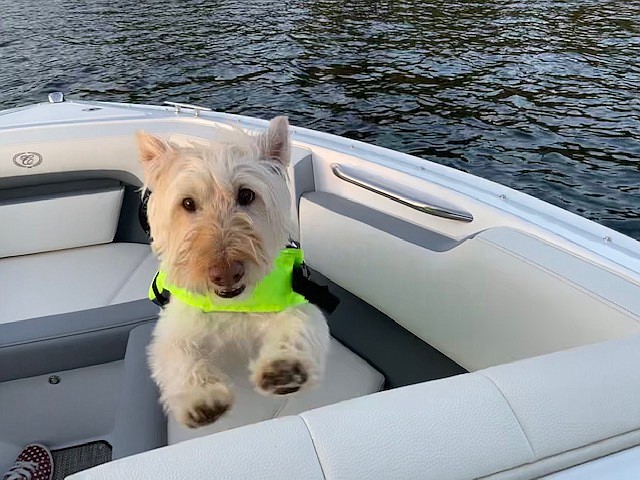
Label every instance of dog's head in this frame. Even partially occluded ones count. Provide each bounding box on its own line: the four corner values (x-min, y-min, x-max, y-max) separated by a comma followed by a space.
136, 116, 293, 299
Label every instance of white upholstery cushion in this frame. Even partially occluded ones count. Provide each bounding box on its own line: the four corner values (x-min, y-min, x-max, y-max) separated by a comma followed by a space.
69, 333, 640, 480
480, 333, 640, 459
169, 338, 384, 444
0, 243, 157, 324
304, 332, 640, 480
300, 193, 640, 370
70, 417, 326, 480
300, 373, 534, 480
0, 187, 124, 258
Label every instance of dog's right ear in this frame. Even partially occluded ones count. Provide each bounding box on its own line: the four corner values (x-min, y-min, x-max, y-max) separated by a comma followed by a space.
136, 131, 171, 189
259, 116, 291, 167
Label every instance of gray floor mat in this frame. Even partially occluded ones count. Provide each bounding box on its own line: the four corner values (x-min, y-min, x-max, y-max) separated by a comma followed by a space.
51, 441, 112, 479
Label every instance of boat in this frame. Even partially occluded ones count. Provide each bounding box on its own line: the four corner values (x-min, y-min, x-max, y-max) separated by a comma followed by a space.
1, 93, 640, 480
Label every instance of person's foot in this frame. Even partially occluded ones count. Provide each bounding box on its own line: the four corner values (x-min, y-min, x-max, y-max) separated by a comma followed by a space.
2, 444, 53, 480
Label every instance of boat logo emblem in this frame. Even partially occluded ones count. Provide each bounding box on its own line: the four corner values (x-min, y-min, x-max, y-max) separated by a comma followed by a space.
13, 152, 43, 169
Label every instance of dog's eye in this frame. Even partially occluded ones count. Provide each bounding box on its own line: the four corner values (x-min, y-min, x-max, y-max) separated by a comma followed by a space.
237, 188, 255, 206
182, 197, 197, 212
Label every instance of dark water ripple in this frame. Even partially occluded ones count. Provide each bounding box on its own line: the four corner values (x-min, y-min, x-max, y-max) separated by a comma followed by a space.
1, 0, 639, 239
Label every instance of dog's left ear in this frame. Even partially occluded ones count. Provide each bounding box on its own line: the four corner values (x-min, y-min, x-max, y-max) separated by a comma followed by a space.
259, 116, 290, 166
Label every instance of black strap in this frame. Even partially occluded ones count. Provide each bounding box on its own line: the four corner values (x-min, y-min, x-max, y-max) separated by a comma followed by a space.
151, 272, 171, 308
287, 241, 340, 313
139, 189, 152, 241
292, 264, 340, 314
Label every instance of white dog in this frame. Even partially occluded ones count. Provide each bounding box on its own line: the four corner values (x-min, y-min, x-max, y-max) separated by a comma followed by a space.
136, 117, 330, 428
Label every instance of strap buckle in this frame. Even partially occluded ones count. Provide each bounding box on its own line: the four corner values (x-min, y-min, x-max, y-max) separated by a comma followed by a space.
286, 239, 301, 249
151, 272, 171, 308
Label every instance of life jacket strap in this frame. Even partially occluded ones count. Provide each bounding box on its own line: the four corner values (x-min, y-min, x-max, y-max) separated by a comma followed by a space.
151, 271, 171, 307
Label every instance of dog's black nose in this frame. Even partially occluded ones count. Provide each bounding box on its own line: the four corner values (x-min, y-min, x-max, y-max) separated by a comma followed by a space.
209, 261, 245, 287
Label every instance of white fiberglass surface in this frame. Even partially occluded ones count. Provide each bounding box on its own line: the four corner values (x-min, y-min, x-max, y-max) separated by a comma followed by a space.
0, 361, 123, 468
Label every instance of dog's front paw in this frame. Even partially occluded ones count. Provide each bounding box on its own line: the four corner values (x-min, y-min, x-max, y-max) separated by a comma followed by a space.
183, 400, 229, 428
252, 358, 311, 396
172, 383, 233, 429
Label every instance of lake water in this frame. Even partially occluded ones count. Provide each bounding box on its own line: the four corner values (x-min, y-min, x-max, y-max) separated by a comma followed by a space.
1, 0, 638, 239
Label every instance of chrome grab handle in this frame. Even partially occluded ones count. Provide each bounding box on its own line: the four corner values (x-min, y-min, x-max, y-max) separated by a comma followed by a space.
331, 163, 473, 222
164, 101, 212, 117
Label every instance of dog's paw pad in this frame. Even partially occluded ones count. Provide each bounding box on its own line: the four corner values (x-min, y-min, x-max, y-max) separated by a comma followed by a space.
184, 401, 229, 429
258, 359, 308, 395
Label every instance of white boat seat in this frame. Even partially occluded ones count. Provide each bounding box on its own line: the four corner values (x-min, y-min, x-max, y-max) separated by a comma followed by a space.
68, 332, 640, 480
0, 243, 158, 325
0, 241, 385, 442
168, 338, 384, 444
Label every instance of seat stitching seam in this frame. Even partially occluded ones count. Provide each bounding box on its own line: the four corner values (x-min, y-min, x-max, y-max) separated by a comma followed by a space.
272, 398, 289, 418
476, 236, 640, 322
299, 414, 328, 480
480, 428, 640, 479
106, 252, 154, 305
477, 372, 536, 460
479, 230, 640, 290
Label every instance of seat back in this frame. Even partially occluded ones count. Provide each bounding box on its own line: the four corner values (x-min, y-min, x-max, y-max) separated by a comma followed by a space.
299, 191, 640, 370
0, 179, 124, 258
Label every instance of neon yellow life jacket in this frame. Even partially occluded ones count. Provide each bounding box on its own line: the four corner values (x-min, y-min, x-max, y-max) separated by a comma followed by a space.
149, 248, 308, 313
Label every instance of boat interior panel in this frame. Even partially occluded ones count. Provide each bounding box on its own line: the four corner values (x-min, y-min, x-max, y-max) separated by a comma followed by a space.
2, 103, 640, 477
311, 268, 467, 388
0, 301, 158, 383
299, 191, 640, 370
0, 323, 165, 473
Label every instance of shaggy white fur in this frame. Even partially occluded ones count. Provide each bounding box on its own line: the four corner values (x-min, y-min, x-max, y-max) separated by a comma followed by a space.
137, 117, 330, 428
